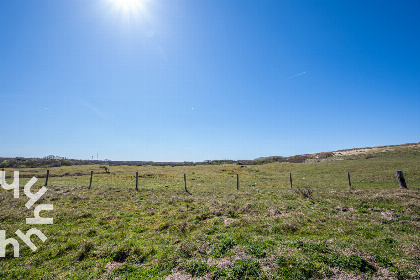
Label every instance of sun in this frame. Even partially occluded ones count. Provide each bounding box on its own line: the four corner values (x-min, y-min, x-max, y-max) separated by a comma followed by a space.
110, 0, 144, 12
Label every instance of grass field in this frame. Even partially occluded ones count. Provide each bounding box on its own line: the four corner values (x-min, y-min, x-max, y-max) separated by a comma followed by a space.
1, 144, 420, 279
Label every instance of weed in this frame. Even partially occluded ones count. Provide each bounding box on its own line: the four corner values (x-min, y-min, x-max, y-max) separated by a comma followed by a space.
112, 245, 132, 263
196, 212, 212, 221
211, 267, 229, 279
176, 241, 197, 259
245, 242, 268, 258
316, 254, 376, 273
374, 254, 393, 268
212, 238, 236, 257
293, 187, 315, 199
108, 264, 138, 279
185, 260, 210, 277
228, 210, 239, 218
291, 241, 331, 254
272, 222, 298, 234
276, 255, 326, 279
75, 241, 94, 261
389, 266, 412, 280
230, 259, 261, 279
380, 237, 397, 245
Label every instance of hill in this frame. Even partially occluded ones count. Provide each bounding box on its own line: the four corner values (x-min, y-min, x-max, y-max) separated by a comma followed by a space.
0, 142, 419, 279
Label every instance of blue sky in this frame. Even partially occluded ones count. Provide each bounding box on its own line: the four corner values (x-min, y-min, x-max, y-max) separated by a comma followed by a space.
1, 0, 419, 161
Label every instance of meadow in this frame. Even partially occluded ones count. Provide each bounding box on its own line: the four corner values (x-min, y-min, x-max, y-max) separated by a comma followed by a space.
1, 144, 419, 279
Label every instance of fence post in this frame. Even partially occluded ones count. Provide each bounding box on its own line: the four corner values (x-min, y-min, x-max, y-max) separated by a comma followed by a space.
45, 170, 49, 186
184, 174, 191, 195
136, 172, 138, 191
89, 171, 93, 189
396, 170, 407, 188
237, 174, 239, 190
347, 172, 352, 190
289, 172, 293, 189
236, 174, 239, 191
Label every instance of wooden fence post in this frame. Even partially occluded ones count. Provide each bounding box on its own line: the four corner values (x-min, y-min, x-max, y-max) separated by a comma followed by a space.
396, 170, 407, 188
347, 172, 352, 190
136, 172, 139, 191
89, 171, 93, 189
237, 174, 239, 190
184, 174, 191, 195
45, 170, 49, 186
289, 173, 293, 189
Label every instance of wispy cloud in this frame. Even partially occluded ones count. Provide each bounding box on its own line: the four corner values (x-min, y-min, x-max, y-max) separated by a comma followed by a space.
290, 71, 307, 79
77, 99, 109, 121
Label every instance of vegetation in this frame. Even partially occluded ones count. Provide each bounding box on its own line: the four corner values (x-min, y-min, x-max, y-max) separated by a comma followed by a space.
0, 143, 419, 279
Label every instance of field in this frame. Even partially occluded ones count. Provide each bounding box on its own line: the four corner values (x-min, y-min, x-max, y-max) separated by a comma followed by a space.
1, 144, 420, 279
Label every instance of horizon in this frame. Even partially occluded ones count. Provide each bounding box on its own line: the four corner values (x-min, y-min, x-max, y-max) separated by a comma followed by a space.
1, 0, 420, 162
2, 141, 418, 162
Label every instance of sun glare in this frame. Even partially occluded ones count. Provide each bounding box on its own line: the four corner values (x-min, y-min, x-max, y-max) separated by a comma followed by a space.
111, 0, 144, 13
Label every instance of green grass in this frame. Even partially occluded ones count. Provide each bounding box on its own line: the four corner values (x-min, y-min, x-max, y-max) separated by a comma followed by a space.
0, 144, 419, 279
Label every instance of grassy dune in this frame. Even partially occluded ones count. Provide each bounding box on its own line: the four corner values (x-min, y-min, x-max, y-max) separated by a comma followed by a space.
1, 144, 419, 279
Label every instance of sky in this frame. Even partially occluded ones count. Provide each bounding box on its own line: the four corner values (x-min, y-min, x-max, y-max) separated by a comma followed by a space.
1, 0, 419, 162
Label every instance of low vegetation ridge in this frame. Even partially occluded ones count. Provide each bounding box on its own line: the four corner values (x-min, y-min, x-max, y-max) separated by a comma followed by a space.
1, 142, 419, 168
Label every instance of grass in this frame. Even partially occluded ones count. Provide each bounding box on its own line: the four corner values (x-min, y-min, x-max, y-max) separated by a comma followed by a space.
0, 144, 419, 279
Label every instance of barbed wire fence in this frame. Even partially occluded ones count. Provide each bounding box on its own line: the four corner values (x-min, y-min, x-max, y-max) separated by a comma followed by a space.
1, 168, 411, 195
